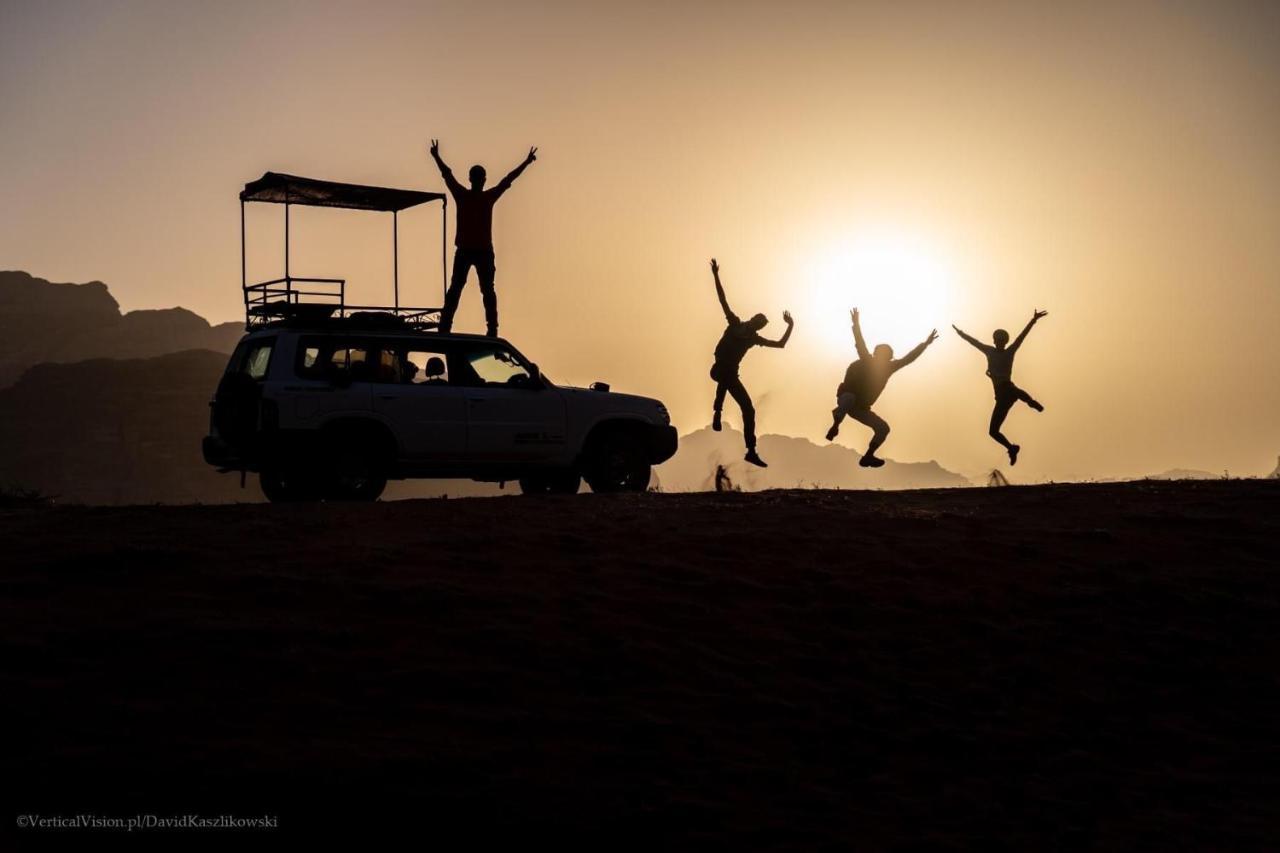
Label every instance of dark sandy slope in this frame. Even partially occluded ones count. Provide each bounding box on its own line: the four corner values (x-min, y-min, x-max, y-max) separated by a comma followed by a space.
5, 481, 1280, 848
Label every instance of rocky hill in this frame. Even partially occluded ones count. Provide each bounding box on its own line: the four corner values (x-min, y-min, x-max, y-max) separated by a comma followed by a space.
0, 270, 242, 387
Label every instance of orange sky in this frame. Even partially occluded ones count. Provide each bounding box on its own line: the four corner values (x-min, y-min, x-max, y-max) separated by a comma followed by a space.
3, 0, 1278, 482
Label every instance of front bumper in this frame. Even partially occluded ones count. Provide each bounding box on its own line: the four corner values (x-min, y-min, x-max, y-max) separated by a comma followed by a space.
648, 425, 678, 465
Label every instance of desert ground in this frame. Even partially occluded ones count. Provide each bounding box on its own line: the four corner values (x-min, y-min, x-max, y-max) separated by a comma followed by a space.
6, 480, 1279, 847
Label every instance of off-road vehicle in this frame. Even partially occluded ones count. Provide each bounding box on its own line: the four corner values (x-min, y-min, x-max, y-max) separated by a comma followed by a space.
202, 171, 676, 501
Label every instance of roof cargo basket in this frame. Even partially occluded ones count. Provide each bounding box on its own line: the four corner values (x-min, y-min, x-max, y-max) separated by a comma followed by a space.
239, 172, 448, 331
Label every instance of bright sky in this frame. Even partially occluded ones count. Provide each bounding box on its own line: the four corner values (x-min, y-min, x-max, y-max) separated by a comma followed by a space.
3, 0, 1279, 482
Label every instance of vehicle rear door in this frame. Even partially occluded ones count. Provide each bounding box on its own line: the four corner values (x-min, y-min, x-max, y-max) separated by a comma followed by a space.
369, 341, 467, 460
279, 336, 374, 428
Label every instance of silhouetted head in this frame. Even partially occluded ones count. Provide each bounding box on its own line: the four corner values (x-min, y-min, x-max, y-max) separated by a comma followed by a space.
748, 313, 768, 331
468, 165, 486, 189
873, 343, 894, 362
425, 356, 446, 378
992, 329, 1010, 349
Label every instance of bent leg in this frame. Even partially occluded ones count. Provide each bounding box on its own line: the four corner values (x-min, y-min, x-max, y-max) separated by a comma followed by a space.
850, 408, 890, 456
1013, 383, 1044, 412
439, 252, 474, 333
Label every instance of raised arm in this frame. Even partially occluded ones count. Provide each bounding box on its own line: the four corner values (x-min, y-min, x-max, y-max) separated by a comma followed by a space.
893, 329, 939, 370
952, 324, 992, 354
429, 139, 463, 196
1010, 309, 1048, 352
850, 308, 871, 361
760, 311, 794, 348
492, 146, 537, 196
710, 258, 739, 324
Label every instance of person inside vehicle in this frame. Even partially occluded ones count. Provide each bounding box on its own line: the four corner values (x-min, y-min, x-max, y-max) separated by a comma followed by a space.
423, 356, 449, 385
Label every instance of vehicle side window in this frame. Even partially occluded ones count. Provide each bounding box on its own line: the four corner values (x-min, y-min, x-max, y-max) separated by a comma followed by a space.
462, 345, 534, 388
401, 350, 451, 385
242, 342, 274, 381
295, 337, 371, 382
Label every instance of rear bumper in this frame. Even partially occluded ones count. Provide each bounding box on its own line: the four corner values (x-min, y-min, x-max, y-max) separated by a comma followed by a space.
202, 435, 245, 470
649, 425, 678, 465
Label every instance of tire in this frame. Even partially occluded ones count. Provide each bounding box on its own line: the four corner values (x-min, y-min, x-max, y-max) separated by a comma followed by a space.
260, 468, 321, 503
519, 469, 582, 495
581, 431, 650, 494
324, 446, 387, 502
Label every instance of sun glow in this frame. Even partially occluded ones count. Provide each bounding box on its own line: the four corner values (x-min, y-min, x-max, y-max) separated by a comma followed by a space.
803, 231, 955, 355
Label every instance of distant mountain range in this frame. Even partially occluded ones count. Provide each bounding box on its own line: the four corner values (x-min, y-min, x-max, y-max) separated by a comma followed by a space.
656, 425, 972, 491
0, 270, 243, 387
1, 270, 1267, 503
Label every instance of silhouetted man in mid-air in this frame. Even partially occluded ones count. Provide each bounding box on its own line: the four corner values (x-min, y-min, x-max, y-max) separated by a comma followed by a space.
953, 309, 1048, 466
826, 308, 938, 468
708, 258, 793, 468
429, 139, 537, 336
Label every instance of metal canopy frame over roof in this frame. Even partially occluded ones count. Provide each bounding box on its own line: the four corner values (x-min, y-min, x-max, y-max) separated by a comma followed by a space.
239, 171, 448, 330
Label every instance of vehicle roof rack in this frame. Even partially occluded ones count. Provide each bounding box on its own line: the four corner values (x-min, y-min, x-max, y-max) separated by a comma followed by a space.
239, 171, 449, 331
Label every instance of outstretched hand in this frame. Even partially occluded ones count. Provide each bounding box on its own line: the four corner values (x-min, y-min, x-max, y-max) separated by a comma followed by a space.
850, 307, 860, 324
429, 138, 440, 157
1033, 309, 1049, 321
710, 258, 719, 276
783, 310, 793, 325
926, 329, 939, 345
526, 146, 538, 164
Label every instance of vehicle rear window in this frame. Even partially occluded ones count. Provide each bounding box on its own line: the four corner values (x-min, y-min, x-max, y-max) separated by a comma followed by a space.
242, 342, 274, 381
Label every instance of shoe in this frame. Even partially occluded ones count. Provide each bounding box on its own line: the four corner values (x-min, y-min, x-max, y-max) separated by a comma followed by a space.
825, 425, 839, 442
1029, 399, 1044, 412
712, 411, 722, 432
1008, 444, 1020, 466
859, 453, 885, 468
744, 450, 767, 468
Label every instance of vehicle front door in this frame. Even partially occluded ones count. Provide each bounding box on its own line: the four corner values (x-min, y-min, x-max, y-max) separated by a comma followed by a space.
456, 342, 566, 462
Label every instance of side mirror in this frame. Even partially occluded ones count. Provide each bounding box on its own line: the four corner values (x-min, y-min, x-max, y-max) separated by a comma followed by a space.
529, 363, 541, 385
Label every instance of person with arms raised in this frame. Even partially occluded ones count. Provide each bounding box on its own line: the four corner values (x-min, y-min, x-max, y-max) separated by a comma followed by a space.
826, 308, 938, 468
953, 310, 1048, 465
707, 258, 793, 468
429, 139, 537, 336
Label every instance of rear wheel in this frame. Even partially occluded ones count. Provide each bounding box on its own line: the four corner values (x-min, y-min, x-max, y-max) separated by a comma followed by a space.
323, 446, 388, 502
582, 431, 650, 494
259, 468, 322, 503
518, 469, 582, 495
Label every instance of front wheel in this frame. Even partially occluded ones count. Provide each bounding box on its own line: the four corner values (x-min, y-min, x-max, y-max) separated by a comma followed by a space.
581, 432, 651, 494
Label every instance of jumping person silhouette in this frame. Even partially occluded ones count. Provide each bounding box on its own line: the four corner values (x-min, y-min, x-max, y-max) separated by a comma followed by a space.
708, 258, 793, 468
953, 310, 1048, 465
825, 309, 938, 468
429, 139, 537, 336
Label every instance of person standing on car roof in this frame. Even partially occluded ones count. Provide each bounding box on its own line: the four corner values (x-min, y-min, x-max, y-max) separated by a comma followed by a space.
429, 139, 537, 337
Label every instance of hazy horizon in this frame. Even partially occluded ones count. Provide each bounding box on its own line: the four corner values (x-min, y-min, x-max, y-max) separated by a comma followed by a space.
4, 0, 1278, 482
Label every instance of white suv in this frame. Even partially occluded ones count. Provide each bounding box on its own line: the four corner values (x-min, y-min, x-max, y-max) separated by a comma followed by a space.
203, 316, 677, 501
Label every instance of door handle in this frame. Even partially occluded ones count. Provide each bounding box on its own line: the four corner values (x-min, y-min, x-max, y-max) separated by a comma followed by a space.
469, 398, 487, 405
377, 394, 397, 401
